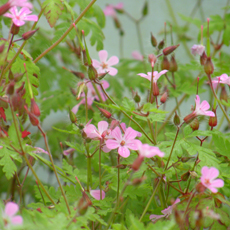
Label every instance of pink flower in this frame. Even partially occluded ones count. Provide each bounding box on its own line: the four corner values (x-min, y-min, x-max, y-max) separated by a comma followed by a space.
63, 148, 75, 156
106, 126, 141, 158
212, 73, 230, 86
191, 44, 205, 56
120, 123, 142, 138
90, 189, 105, 200
9, 0, 33, 9
137, 70, 168, 83
200, 166, 224, 193
184, 95, 215, 123
103, 3, 123, 17
3, 202, 23, 226
150, 198, 180, 222
92, 50, 119, 76
131, 51, 143, 61
138, 143, 164, 158
4, 6, 38, 27
72, 80, 109, 114
83, 121, 109, 140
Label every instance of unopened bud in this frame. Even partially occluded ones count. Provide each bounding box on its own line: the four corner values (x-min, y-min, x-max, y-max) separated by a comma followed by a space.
82, 50, 88, 66
95, 106, 112, 119
0, 43, 5, 53
163, 44, 180, 56
22, 28, 39, 40
189, 117, 199, 131
180, 156, 192, 163
30, 98, 40, 117
209, 108, 217, 127
132, 176, 146, 186
8, 70, 14, 80
88, 64, 98, 81
169, 55, 178, 72
71, 71, 85, 79
69, 107, 77, 124
133, 93, 141, 103
204, 57, 214, 75
189, 171, 198, 178
148, 54, 157, 67
0, 2, 11, 16
160, 91, 168, 104
196, 182, 206, 193
161, 56, 170, 70
132, 156, 144, 171
173, 112, 180, 126
14, 73, 24, 82
150, 32, 157, 47
181, 171, 190, 181
113, 17, 121, 29
98, 72, 109, 80
142, 1, 148, 16
7, 81, 15, 95
28, 155, 35, 166
200, 51, 207, 66
116, 164, 127, 169
152, 82, 159, 96
220, 86, 228, 102
158, 39, 165, 50
24, 106, 39, 126
10, 24, 20, 35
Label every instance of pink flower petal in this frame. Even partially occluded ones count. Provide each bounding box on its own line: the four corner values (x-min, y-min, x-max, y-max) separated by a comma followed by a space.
13, 19, 25, 26
208, 167, 219, 179
118, 146, 130, 158
23, 15, 38, 21
90, 189, 105, 200
111, 127, 122, 141
106, 139, 120, 149
107, 56, 119, 66
102, 145, 111, 153
18, 7, 32, 15
98, 121, 109, 134
5, 202, 19, 217
92, 59, 101, 68
149, 214, 165, 221
114, 2, 124, 9
107, 67, 118, 76
123, 127, 138, 141
98, 50, 108, 63
137, 73, 151, 81
132, 51, 143, 61
11, 216, 23, 225
125, 139, 140, 150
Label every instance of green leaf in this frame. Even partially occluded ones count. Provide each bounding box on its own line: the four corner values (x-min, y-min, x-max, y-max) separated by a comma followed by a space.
42, 0, 64, 28
223, 25, 230, 46
122, 97, 136, 111
212, 132, 230, 157
178, 13, 201, 27
53, 22, 76, 43
0, 147, 17, 180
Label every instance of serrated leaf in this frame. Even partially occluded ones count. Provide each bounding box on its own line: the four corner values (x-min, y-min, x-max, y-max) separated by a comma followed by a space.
0, 147, 17, 179
43, 0, 64, 28
122, 97, 135, 111
53, 22, 76, 43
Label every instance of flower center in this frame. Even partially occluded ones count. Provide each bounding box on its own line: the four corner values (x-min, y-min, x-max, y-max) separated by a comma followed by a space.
120, 140, 125, 146
101, 62, 108, 69
204, 178, 210, 185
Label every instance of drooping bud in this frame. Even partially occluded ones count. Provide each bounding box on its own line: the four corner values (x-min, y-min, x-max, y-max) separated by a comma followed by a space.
69, 107, 78, 124
133, 92, 141, 103
152, 82, 159, 96
189, 117, 199, 131
181, 171, 190, 181
24, 106, 39, 126
7, 81, 15, 95
10, 24, 20, 35
161, 56, 170, 70
71, 71, 85, 79
0, 2, 11, 16
158, 39, 165, 50
95, 105, 112, 119
209, 107, 217, 127
132, 156, 144, 171
150, 33, 157, 47
142, 1, 148, 16
160, 91, 168, 104
30, 98, 40, 117
204, 57, 214, 75
22, 28, 39, 40
200, 51, 207, 65
163, 44, 180, 56
148, 54, 157, 67
173, 112, 180, 126
169, 55, 178, 72
220, 85, 228, 102
88, 64, 98, 81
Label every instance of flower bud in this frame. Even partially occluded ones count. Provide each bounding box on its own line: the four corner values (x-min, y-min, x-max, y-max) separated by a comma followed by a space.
22, 28, 39, 40
161, 56, 170, 70
142, 1, 148, 16
0, 43, 5, 53
14, 73, 24, 82
132, 156, 144, 171
116, 164, 127, 169
220, 85, 228, 102
160, 91, 168, 104
189, 117, 199, 131
10, 24, 20, 35
133, 93, 141, 103
150, 32, 157, 47
132, 177, 145, 186
88, 64, 98, 81
200, 51, 207, 65
152, 82, 159, 96
163, 44, 180, 56
30, 98, 40, 117
95, 105, 112, 119
98, 72, 109, 80
69, 107, 77, 124
158, 39, 165, 50
173, 112, 180, 126
189, 171, 198, 178
204, 57, 214, 75
148, 54, 157, 67
113, 17, 121, 29
181, 171, 190, 181
196, 182, 206, 193
0, 98, 8, 109
169, 55, 178, 72
71, 71, 85, 79
0, 2, 11, 15
7, 81, 15, 95
209, 107, 217, 127
82, 50, 88, 66
24, 106, 39, 126
29, 155, 35, 166
180, 156, 193, 163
